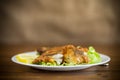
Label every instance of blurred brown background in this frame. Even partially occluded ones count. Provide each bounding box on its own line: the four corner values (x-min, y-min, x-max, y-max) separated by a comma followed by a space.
0, 0, 120, 45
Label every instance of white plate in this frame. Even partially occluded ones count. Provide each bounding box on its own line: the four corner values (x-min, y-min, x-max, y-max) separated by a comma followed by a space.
11, 51, 110, 71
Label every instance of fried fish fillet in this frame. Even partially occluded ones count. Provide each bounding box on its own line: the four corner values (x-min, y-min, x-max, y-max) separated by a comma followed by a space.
32, 45, 89, 65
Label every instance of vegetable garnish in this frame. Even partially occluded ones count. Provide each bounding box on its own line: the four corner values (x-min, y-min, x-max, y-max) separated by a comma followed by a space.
32, 45, 102, 66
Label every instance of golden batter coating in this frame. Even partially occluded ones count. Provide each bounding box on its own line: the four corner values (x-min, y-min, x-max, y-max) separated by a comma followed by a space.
32, 45, 90, 65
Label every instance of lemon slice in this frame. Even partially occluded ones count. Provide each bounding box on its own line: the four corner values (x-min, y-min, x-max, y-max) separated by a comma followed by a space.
16, 54, 38, 64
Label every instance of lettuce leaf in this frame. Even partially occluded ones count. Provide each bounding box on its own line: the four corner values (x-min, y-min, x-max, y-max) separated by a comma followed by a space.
38, 62, 57, 66
87, 46, 102, 64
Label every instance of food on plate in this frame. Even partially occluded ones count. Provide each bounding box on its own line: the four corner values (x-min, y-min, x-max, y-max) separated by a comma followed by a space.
16, 54, 39, 64
32, 45, 101, 66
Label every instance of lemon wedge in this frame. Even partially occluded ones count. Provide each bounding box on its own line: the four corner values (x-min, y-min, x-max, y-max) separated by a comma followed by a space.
16, 54, 38, 64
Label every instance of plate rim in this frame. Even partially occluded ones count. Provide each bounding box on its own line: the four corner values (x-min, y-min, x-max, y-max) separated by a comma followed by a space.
11, 51, 111, 68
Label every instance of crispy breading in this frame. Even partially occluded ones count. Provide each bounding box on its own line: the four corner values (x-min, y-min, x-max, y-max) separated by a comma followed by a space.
32, 45, 89, 64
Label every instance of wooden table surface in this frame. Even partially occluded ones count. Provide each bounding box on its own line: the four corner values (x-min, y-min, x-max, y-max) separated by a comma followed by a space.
0, 44, 120, 80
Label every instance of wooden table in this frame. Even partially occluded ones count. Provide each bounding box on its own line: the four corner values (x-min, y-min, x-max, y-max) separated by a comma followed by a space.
0, 44, 120, 80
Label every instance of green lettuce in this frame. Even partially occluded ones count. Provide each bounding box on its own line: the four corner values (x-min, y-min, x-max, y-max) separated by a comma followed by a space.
87, 46, 102, 64
38, 62, 57, 66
